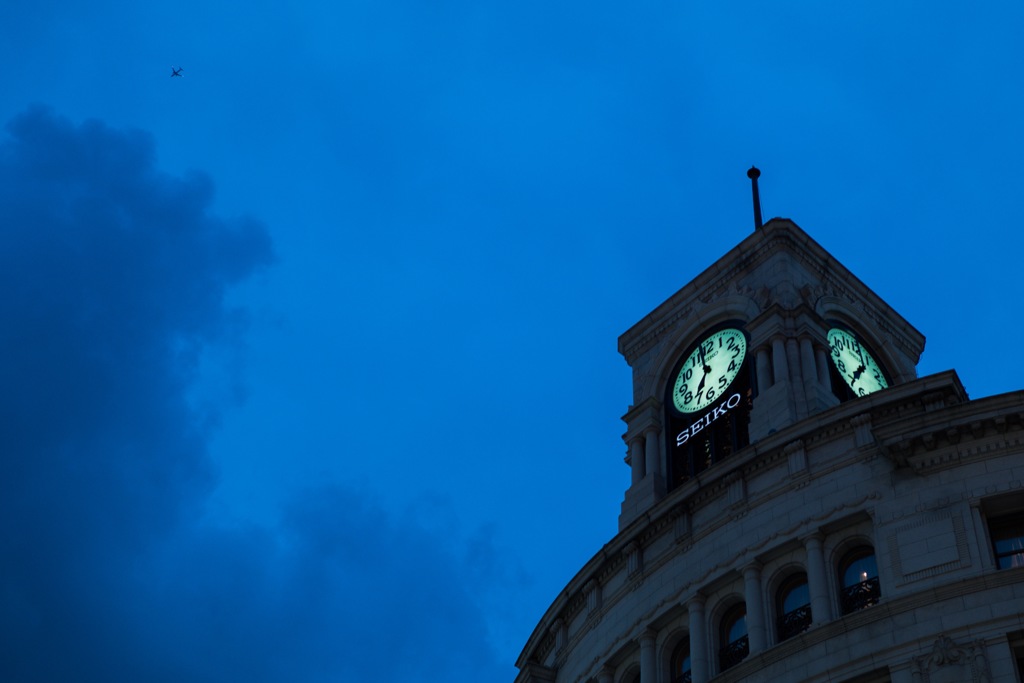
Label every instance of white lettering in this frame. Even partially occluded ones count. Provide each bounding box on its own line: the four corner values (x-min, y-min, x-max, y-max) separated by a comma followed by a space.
675, 393, 743, 449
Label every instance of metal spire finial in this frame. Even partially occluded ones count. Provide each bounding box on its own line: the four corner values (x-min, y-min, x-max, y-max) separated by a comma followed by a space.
747, 166, 763, 230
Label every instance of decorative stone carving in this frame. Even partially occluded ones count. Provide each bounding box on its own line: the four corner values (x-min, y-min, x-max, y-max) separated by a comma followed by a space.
753, 286, 772, 310
550, 618, 567, 652
725, 471, 746, 508
584, 579, 602, 615
673, 509, 691, 543
785, 439, 808, 477
773, 281, 801, 309
851, 413, 874, 448
625, 541, 643, 577
910, 635, 990, 683
923, 392, 947, 412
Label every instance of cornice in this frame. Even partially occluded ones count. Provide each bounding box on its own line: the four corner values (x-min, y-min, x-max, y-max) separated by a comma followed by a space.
877, 390, 1024, 470
617, 219, 924, 368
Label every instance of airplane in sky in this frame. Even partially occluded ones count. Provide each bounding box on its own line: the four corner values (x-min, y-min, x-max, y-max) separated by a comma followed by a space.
171, 67, 183, 77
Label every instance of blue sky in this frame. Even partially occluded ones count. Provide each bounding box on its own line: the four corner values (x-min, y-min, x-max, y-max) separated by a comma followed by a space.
1, 2, 1022, 681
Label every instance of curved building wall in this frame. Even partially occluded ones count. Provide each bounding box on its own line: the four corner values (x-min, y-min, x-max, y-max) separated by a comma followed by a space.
516, 376, 1024, 683
515, 220, 1024, 683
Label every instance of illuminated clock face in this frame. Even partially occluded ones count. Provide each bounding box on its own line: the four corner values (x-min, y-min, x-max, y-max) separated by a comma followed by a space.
827, 328, 888, 397
673, 328, 747, 413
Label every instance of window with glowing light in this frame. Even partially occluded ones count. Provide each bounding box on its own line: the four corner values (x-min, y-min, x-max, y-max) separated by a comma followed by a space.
838, 547, 880, 614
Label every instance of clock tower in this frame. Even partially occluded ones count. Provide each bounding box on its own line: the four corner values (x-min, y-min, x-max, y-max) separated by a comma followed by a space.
515, 176, 1024, 683
617, 216, 923, 528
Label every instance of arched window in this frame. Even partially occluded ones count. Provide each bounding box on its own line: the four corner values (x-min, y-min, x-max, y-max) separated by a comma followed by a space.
671, 638, 692, 683
838, 547, 880, 614
718, 603, 748, 672
775, 573, 811, 641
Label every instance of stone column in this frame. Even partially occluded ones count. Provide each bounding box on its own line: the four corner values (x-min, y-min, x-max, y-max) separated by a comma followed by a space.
688, 595, 709, 683
785, 338, 802, 386
640, 629, 657, 683
644, 426, 661, 479
815, 346, 832, 392
756, 347, 772, 392
802, 533, 833, 625
799, 337, 817, 385
630, 436, 645, 484
771, 337, 788, 384
743, 563, 767, 653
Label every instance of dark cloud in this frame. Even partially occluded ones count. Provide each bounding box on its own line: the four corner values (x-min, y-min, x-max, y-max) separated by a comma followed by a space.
0, 108, 506, 682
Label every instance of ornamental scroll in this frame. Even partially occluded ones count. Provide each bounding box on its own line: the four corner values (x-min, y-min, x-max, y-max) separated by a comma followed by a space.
910, 635, 991, 683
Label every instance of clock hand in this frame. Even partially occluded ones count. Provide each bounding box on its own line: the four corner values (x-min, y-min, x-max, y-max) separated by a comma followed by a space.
695, 345, 712, 393
850, 363, 866, 382
697, 361, 712, 391
854, 343, 870, 380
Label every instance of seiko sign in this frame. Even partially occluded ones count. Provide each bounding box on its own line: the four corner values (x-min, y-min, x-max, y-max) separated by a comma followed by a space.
676, 392, 742, 446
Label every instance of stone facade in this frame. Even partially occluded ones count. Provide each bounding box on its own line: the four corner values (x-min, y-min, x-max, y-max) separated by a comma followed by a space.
514, 219, 1024, 683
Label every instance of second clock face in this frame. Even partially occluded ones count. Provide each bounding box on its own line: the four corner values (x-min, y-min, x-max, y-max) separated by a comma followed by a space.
673, 328, 747, 413
828, 327, 888, 397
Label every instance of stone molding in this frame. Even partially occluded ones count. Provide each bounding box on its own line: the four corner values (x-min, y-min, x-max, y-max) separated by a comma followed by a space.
620, 397, 663, 443
879, 392, 1024, 471
513, 662, 557, 683
887, 510, 971, 585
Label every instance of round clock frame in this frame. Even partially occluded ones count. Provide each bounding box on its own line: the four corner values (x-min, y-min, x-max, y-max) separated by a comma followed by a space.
671, 327, 748, 414
827, 326, 889, 398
